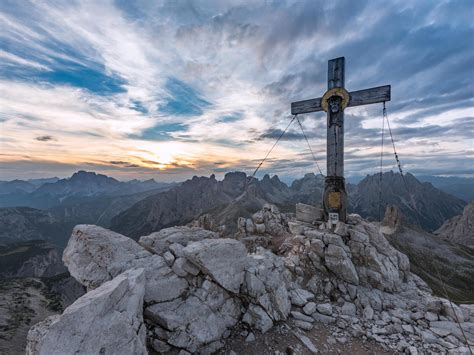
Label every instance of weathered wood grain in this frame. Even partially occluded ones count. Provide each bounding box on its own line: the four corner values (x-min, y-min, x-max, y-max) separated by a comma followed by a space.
291, 85, 390, 114
327, 58, 344, 178
348, 85, 391, 107
291, 97, 323, 114
328, 57, 345, 89
289, 56, 390, 223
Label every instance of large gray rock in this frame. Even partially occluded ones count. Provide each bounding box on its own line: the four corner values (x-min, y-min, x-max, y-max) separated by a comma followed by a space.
290, 289, 315, 306
63, 225, 152, 289
250, 204, 289, 237
183, 239, 247, 293
348, 220, 409, 291
316, 303, 333, 316
145, 281, 240, 353
296, 203, 322, 223
139, 226, 219, 255
243, 248, 291, 321
26, 268, 147, 355
429, 321, 474, 344
435, 201, 474, 248
324, 244, 359, 285
242, 304, 273, 333
63, 225, 188, 303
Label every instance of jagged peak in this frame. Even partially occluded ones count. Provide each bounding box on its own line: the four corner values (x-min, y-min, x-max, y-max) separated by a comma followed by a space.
223, 171, 247, 181
69, 170, 118, 183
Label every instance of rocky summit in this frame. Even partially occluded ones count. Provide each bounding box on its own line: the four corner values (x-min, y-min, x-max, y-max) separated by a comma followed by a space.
435, 200, 474, 248
26, 204, 473, 354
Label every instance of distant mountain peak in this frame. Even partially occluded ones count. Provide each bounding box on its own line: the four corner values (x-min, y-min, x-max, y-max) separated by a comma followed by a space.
435, 200, 474, 248
69, 170, 118, 183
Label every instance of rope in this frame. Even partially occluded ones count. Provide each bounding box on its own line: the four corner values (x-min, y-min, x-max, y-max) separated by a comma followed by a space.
250, 114, 297, 179
383, 105, 472, 353
295, 116, 325, 177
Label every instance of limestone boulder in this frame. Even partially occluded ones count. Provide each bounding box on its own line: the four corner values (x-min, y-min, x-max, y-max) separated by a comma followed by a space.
250, 204, 290, 238
63, 225, 152, 289
63, 225, 188, 303
429, 321, 474, 344
242, 304, 273, 333
296, 203, 321, 223
348, 221, 409, 291
139, 226, 218, 255
290, 289, 315, 306
183, 238, 247, 293
324, 244, 359, 285
26, 268, 147, 355
243, 248, 291, 321
145, 281, 240, 353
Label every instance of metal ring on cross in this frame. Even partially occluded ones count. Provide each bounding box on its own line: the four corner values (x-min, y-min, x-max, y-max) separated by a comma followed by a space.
321, 87, 350, 112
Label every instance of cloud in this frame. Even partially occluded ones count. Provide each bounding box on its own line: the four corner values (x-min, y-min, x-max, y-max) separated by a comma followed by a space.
35, 135, 55, 142
0, 0, 472, 181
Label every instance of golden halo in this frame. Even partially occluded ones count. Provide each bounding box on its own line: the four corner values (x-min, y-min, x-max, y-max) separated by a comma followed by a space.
321, 87, 350, 112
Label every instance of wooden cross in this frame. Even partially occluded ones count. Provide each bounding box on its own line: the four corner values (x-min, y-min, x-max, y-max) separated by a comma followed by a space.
291, 57, 390, 223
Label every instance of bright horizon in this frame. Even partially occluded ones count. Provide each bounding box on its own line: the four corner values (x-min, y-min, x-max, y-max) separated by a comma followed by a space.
1, 1, 473, 182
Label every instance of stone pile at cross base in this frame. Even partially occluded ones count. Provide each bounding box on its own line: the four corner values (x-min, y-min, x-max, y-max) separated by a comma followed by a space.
26, 204, 474, 355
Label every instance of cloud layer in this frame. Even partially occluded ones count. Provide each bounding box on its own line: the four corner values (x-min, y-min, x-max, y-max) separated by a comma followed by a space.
0, 0, 472, 181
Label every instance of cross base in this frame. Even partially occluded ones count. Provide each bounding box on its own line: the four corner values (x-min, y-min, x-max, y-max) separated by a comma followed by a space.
323, 176, 347, 224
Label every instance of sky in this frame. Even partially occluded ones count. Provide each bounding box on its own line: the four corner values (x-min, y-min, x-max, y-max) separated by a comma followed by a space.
0, 0, 473, 182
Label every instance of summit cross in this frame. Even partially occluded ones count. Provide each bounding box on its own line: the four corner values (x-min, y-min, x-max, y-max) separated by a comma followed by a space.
291, 57, 391, 223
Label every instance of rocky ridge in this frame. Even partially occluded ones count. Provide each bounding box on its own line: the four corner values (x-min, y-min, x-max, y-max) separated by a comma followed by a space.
0, 240, 66, 278
435, 201, 474, 248
381, 205, 474, 303
351, 172, 466, 231
111, 172, 465, 241
26, 205, 473, 354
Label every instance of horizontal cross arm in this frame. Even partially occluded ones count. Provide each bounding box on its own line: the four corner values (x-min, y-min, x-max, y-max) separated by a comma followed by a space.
291, 97, 323, 115
347, 85, 391, 108
291, 85, 391, 115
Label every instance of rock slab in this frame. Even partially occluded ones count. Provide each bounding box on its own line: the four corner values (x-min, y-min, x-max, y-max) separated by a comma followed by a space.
26, 268, 147, 355
184, 238, 247, 293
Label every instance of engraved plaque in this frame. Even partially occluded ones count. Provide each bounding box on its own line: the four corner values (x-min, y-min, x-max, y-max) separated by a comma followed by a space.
328, 191, 341, 209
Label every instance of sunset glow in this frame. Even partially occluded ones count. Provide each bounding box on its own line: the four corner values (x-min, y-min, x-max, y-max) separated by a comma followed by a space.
1, 1, 472, 181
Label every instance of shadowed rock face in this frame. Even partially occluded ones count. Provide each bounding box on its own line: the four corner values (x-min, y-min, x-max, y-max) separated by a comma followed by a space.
350, 172, 466, 231
0, 240, 66, 278
110, 172, 293, 239
28, 207, 474, 354
0, 207, 69, 245
0, 171, 170, 210
382, 206, 474, 303
435, 200, 474, 248
0, 274, 85, 354
26, 268, 147, 355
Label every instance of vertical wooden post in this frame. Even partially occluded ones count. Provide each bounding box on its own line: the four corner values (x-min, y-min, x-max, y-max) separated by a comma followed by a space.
328, 57, 345, 90
291, 57, 391, 224
324, 57, 347, 223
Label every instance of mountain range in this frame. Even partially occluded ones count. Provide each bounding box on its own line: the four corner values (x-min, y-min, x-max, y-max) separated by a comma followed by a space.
342, 175, 474, 202
0, 169, 472, 354
0, 170, 469, 249
111, 171, 467, 240
0, 170, 171, 209
381, 206, 474, 303
417, 175, 474, 202
350, 171, 466, 230
0, 171, 175, 248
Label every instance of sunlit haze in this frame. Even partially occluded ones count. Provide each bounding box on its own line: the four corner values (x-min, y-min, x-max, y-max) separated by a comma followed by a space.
1, 0, 473, 182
